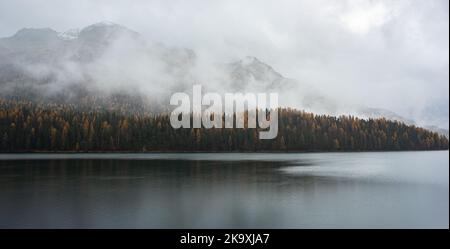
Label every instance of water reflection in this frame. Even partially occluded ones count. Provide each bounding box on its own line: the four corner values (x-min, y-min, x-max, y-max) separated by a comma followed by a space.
0, 152, 448, 228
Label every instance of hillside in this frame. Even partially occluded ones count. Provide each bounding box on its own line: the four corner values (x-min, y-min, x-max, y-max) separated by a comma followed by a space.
0, 23, 448, 135
0, 99, 447, 152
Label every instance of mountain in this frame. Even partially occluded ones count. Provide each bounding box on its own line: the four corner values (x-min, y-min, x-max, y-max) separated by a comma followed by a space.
355, 107, 414, 124
0, 22, 447, 135
226, 56, 284, 90
0, 22, 196, 106
0, 23, 303, 106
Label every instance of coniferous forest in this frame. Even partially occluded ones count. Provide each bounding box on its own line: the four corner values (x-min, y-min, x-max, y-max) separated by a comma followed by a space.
0, 98, 448, 152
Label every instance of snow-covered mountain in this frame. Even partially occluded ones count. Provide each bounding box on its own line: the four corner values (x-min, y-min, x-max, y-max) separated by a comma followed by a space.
0, 22, 196, 102
0, 22, 447, 134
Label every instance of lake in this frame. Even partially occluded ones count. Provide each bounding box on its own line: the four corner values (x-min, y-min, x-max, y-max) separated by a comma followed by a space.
0, 151, 448, 228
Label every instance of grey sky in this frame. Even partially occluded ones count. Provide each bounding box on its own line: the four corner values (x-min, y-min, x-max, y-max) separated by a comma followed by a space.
0, 0, 448, 125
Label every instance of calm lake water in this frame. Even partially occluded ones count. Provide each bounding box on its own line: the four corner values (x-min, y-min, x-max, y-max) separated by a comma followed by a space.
0, 151, 448, 228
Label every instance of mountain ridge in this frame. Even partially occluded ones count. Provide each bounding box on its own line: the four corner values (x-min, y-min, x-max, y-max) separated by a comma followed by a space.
0, 22, 447, 135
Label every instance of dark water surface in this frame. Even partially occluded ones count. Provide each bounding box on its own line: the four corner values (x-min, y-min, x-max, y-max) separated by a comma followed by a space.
0, 151, 448, 228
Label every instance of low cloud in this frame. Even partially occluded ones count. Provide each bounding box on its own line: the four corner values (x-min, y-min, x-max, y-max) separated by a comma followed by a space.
0, 0, 448, 128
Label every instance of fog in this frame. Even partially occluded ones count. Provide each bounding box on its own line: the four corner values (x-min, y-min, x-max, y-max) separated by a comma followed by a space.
0, 0, 448, 128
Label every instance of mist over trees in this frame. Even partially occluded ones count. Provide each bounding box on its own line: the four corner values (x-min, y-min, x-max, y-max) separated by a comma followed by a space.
1, 98, 447, 152
1, 21, 448, 131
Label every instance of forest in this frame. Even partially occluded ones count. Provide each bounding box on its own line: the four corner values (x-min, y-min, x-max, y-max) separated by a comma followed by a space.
0, 98, 448, 152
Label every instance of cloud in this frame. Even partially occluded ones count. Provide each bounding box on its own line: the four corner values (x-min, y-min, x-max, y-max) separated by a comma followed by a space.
0, 0, 448, 127
339, 1, 392, 35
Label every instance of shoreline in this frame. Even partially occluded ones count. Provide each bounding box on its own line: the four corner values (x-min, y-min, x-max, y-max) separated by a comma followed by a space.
0, 149, 448, 154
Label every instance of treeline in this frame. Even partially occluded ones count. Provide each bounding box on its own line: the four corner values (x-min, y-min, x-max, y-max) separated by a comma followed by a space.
0, 99, 448, 152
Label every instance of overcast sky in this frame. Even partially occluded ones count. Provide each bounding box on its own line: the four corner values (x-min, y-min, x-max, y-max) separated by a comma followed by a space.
0, 0, 448, 124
